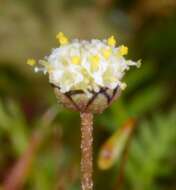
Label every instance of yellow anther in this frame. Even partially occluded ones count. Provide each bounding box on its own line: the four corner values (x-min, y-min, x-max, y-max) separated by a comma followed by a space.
71, 56, 81, 65
27, 59, 36, 66
102, 48, 112, 59
90, 55, 100, 64
107, 35, 117, 47
90, 55, 100, 72
56, 32, 64, 37
119, 45, 128, 56
56, 32, 69, 45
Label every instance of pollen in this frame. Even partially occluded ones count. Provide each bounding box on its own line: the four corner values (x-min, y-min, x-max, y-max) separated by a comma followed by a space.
90, 55, 100, 72
119, 45, 128, 56
102, 48, 112, 59
56, 32, 69, 45
107, 36, 117, 47
27, 59, 36, 66
71, 56, 81, 65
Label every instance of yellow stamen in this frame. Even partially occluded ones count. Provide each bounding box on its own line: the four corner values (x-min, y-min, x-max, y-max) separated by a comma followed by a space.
90, 55, 100, 64
102, 48, 112, 60
119, 45, 128, 56
27, 59, 36, 66
71, 56, 81, 65
107, 35, 117, 47
56, 32, 69, 45
90, 55, 100, 72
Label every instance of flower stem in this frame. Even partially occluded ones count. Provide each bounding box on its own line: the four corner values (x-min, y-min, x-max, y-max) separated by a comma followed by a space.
80, 112, 93, 190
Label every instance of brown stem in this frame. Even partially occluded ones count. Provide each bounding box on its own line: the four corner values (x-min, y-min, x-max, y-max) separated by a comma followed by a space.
80, 112, 93, 190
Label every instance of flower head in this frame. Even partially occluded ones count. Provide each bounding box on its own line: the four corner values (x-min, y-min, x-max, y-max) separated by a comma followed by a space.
28, 33, 140, 94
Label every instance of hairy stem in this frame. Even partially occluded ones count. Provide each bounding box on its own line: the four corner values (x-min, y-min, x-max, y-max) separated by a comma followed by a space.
80, 112, 93, 190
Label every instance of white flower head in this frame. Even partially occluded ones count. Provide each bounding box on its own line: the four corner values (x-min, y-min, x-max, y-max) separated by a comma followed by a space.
27, 32, 141, 94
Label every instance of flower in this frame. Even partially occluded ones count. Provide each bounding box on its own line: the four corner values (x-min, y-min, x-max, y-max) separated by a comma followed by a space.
27, 33, 140, 94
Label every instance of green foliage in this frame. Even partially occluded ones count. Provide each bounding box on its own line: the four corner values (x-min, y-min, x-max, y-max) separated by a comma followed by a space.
126, 108, 176, 190
0, 100, 29, 156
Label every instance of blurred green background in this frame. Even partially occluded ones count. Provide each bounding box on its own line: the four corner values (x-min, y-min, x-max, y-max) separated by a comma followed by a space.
0, 0, 176, 189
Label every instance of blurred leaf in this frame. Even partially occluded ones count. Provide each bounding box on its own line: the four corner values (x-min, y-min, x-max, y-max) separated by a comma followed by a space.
126, 108, 176, 190
128, 83, 168, 116
0, 100, 29, 155
124, 61, 156, 94
2, 106, 59, 190
98, 118, 136, 170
